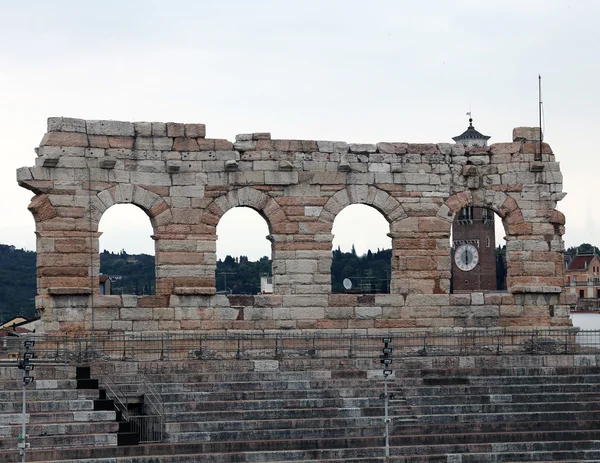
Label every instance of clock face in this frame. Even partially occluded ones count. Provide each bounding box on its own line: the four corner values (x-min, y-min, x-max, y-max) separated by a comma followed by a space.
454, 244, 479, 272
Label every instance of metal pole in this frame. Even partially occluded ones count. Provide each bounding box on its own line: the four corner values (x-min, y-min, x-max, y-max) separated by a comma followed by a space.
384, 374, 390, 462
20, 380, 26, 462
537, 74, 543, 162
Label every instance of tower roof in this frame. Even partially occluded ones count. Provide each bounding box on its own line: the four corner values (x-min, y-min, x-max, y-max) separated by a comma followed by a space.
452, 118, 491, 143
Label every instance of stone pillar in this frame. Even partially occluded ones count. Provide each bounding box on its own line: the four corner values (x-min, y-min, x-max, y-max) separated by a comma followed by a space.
153, 233, 216, 296
390, 217, 451, 294
269, 233, 332, 295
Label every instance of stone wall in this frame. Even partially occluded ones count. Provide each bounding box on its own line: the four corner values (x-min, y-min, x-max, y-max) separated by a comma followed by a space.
17, 117, 572, 333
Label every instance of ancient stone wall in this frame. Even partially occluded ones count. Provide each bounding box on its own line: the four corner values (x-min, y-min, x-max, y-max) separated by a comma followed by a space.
17, 117, 573, 333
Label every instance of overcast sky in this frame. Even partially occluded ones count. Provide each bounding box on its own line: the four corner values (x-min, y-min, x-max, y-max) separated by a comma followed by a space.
1, 1, 598, 260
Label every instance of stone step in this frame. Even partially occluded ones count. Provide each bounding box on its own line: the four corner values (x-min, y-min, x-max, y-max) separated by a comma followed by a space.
145, 370, 334, 383
407, 391, 600, 405
412, 402, 600, 423
161, 387, 390, 403
150, 378, 600, 394
391, 418, 600, 437
163, 396, 380, 412
0, 399, 95, 413
163, 405, 391, 422
0, 379, 79, 391
166, 423, 385, 443
163, 418, 600, 446
388, 429, 600, 447
0, 389, 99, 402
404, 383, 600, 395
165, 415, 411, 433
1, 445, 388, 462
0, 420, 119, 439
7, 435, 600, 462
0, 432, 118, 451
0, 410, 116, 425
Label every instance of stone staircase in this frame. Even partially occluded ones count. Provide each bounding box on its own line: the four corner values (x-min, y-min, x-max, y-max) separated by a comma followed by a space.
0, 364, 135, 462
2, 357, 600, 461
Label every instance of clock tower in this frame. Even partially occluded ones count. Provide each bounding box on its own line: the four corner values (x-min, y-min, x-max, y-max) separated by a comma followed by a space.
451, 117, 497, 292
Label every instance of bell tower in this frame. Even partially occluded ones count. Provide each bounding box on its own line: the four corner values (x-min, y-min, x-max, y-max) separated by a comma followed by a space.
451, 116, 497, 292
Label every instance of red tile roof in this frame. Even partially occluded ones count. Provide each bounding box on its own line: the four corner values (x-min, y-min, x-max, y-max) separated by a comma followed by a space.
567, 254, 599, 271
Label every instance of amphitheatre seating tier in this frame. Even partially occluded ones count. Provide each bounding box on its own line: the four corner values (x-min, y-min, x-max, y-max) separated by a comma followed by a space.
2, 346, 600, 462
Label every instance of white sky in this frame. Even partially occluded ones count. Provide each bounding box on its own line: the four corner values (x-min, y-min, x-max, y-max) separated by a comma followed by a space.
1, 1, 598, 260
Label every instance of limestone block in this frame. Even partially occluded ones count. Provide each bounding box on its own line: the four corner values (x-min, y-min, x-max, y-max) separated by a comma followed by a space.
130, 171, 172, 186
471, 292, 485, 305
253, 360, 279, 371
252, 132, 271, 140
317, 140, 334, 152
349, 143, 376, 154
405, 294, 450, 306
356, 306, 382, 320
40, 132, 89, 147
244, 307, 273, 320
451, 144, 465, 156
513, 127, 541, 142
87, 120, 134, 137
132, 121, 151, 136
291, 307, 325, 319
48, 117, 87, 133
185, 123, 206, 138
234, 140, 257, 151
265, 171, 298, 185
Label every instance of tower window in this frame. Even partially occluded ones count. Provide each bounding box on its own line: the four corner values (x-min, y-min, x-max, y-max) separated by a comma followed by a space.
459, 207, 473, 220
486, 236, 490, 247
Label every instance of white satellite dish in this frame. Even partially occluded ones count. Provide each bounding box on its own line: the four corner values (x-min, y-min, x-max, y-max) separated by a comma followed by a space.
343, 278, 352, 290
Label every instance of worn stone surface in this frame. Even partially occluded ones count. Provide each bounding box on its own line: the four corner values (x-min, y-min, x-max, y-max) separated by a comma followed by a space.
19, 118, 569, 334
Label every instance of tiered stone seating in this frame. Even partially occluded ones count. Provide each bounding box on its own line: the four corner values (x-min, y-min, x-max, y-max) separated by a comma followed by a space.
2, 357, 600, 462
0, 365, 119, 462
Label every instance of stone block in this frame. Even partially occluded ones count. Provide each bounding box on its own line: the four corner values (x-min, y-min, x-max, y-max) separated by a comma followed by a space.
40, 132, 89, 147
471, 292, 485, 305
185, 123, 206, 138
356, 306, 382, 319
87, 120, 134, 137
252, 360, 279, 371
48, 117, 87, 133
349, 143, 377, 153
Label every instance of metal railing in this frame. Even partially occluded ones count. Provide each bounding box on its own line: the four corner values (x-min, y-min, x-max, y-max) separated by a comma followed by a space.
101, 374, 164, 443
3, 329, 600, 362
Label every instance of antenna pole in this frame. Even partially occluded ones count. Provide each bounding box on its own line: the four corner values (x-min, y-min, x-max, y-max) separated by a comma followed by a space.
537, 75, 543, 161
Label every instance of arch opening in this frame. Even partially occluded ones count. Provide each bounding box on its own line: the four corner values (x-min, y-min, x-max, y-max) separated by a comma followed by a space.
98, 204, 156, 296
331, 204, 391, 294
216, 206, 272, 295
450, 206, 507, 293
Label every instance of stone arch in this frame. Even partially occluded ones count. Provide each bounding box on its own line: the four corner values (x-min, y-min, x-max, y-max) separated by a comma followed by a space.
441, 189, 525, 236
92, 184, 171, 230
203, 186, 286, 234
319, 185, 406, 226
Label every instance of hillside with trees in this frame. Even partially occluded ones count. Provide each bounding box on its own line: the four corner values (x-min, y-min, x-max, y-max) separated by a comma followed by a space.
1, 242, 597, 322
0, 245, 36, 320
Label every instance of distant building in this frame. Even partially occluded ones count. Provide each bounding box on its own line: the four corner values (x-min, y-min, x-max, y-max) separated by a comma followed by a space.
564, 253, 600, 311
260, 275, 273, 294
99, 275, 111, 295
451, 117, 497, 292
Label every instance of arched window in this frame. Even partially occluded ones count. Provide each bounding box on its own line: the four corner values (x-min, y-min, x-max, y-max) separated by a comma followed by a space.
216, 207, 271, 295
451, 207, 507, 293
331, 204, 391, 294
98, 204, 155, 295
